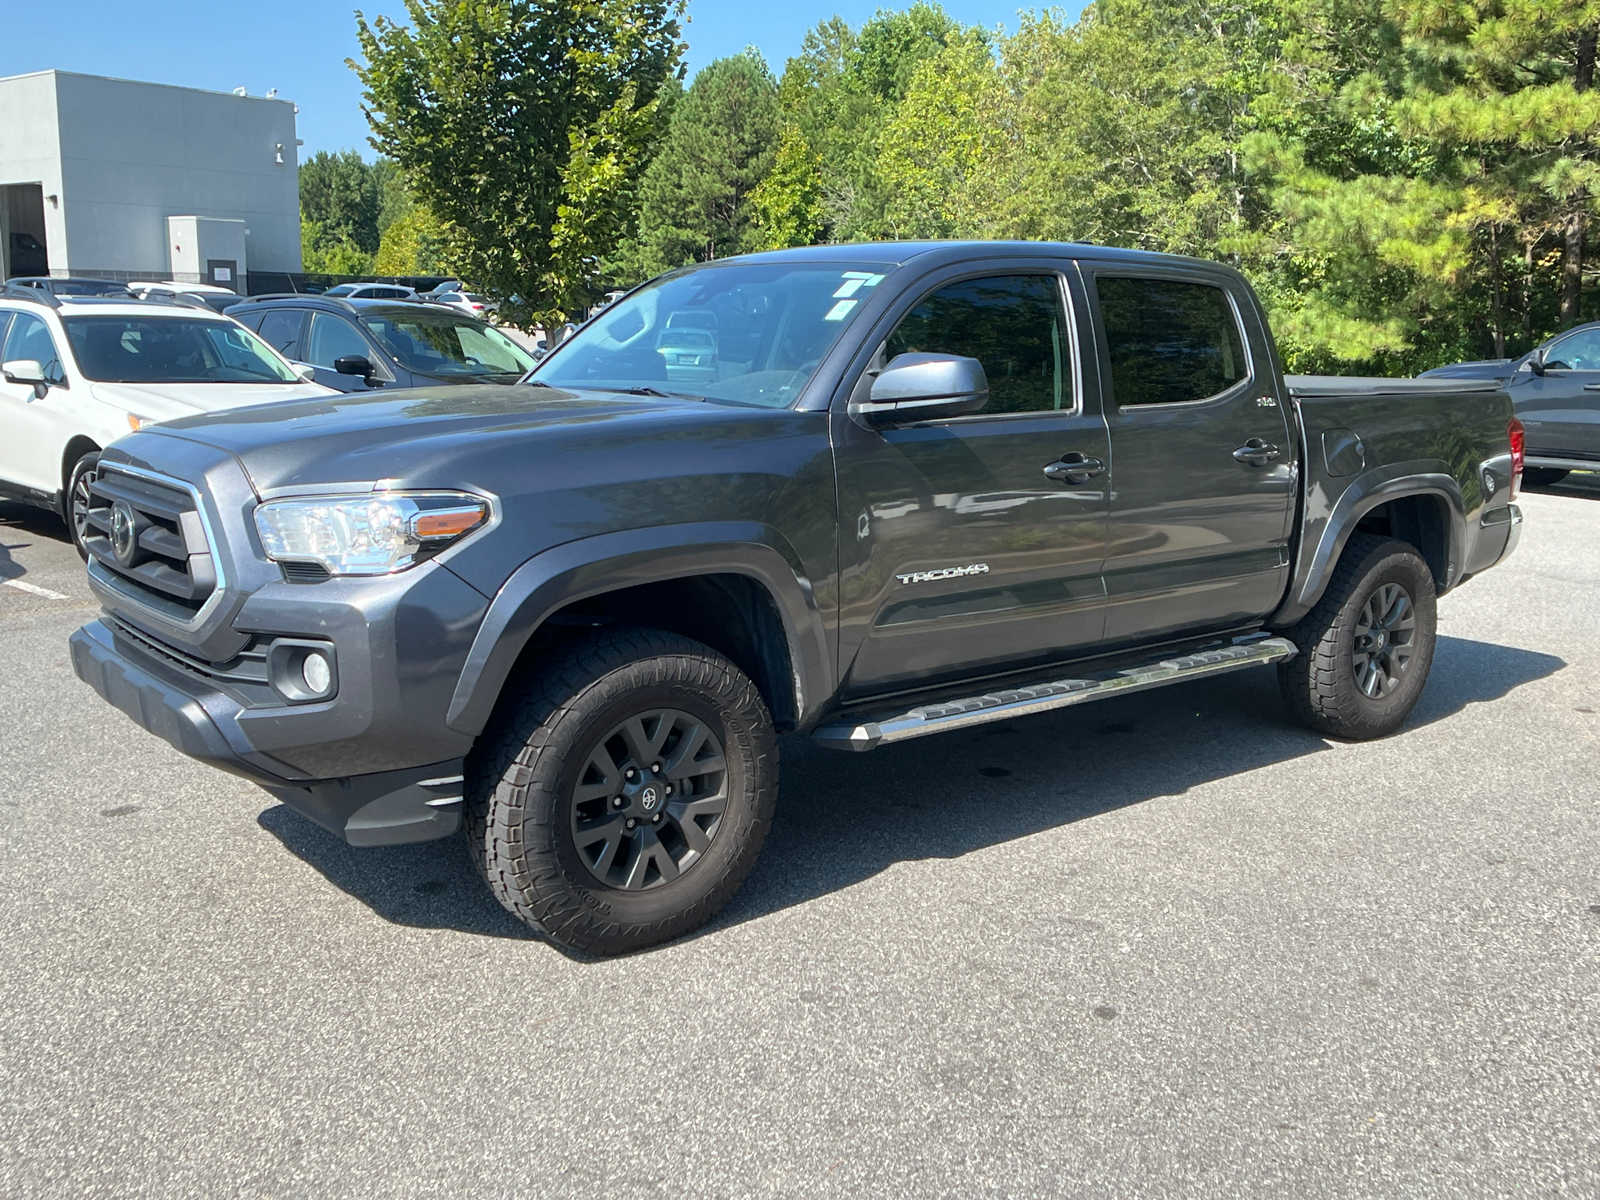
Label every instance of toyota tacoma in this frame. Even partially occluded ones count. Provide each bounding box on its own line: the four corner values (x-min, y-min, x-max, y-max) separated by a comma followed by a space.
69, 242, 1525, 954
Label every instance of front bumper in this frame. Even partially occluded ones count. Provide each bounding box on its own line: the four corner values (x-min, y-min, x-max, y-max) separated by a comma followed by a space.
71, 613, 471, 847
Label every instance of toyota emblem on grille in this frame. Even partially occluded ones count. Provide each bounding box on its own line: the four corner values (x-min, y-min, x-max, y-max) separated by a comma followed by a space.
110, 500, 139, 565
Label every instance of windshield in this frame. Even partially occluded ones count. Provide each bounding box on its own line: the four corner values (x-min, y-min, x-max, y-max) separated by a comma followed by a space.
323, 284, 359, 297
532, 261, 893, 407
63, 316, 299, 383
361, 309, 536, 377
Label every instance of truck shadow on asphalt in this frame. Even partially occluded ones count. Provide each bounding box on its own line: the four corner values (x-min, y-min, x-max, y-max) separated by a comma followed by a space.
0, 501, 68, 585
255, 633, 1563, 951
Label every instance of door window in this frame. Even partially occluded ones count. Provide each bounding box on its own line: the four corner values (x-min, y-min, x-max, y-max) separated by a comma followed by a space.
306, 312, 373, 367
2, 313, 66, 383
884, 274, 1070, 415
256, 309, 307, 359
1096, 276, 1248, 407
1543, 327, 1600, 369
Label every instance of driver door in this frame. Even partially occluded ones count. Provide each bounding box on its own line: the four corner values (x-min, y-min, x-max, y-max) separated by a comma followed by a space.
832, 268, 1110, 699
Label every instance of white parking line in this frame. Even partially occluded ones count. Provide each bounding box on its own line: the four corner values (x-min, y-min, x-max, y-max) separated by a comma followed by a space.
2, 579, 68, 601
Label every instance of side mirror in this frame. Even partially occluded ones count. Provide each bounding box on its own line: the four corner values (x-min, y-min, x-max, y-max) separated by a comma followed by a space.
849, 353, 989, 429
334, 354, 374, 378
293, 363, 317, 383
3, 358, 49, 399
1528, 356, 1546, 376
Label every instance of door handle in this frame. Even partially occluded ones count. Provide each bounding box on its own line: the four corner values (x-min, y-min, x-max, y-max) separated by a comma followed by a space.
1043, 454, 1105, 483
1232, 439, 1280, 467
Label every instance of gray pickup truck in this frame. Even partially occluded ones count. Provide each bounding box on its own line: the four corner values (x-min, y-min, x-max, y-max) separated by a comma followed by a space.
69, 242, 1524, 954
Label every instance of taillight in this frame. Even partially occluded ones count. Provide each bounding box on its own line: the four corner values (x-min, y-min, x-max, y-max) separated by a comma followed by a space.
1508, 417, 1525, 499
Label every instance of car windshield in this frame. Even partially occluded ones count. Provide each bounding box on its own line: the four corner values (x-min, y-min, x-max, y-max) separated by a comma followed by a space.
360, 309, 536, 377
63, 316, 300, 383
531, 261, 894, 407
323, 284, 359, 296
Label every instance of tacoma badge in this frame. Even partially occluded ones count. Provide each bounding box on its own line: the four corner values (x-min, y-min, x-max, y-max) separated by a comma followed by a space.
896, 563, 990, 585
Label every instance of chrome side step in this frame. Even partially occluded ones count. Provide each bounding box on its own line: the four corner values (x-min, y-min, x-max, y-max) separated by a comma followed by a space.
811, 635, 1298, 752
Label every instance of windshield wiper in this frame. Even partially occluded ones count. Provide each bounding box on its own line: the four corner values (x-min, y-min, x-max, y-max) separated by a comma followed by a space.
589, 384, 707, 400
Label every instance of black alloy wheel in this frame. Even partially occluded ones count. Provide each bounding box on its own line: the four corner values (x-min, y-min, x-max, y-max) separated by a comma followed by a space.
1351, 582, 1416, 699
1277, 533, 1438, 740
570, 708, 729, 891
466, 629, 776, 955
65, 451, 101, 561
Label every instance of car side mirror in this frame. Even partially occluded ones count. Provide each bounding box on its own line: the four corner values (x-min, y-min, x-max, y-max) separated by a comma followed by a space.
334, 354, 374, 378
293, 363, 317, 383
3, 358, 49, 399
1527, 356, 1546, 376
849, 353, 989, 429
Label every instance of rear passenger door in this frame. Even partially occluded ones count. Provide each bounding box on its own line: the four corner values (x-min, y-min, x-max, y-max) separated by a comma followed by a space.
1087, 267, 1295, 645
249, 308, 309, 365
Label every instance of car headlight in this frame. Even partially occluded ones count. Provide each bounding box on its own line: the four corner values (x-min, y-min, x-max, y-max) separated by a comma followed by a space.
253, 490, 491, 576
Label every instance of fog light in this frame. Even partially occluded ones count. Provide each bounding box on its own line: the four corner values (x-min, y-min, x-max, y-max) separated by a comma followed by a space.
301, 651, 332, 694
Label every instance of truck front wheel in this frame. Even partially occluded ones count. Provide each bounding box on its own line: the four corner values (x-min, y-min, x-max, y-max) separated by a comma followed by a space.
465, 629, 777, 955
1277, 534, 1438, 740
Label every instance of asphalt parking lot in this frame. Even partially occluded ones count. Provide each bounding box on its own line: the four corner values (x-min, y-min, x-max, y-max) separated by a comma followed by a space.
2, 478, 1597, 1198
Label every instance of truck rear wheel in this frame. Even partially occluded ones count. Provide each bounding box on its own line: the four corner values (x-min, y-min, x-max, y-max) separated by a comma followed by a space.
1277, 534, 1437, 740
465, 629, 776, 955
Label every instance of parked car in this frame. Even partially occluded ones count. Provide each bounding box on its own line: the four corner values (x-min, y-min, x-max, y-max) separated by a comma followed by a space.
226, 295, 536, 391
1422, 324, 1600, 485
129, 281, 242, 314
0, 286, 336, 557
320, 282, 421, 301
7, 276, 133, 298
70, 241, 1523, 956
426, 290, 498, 320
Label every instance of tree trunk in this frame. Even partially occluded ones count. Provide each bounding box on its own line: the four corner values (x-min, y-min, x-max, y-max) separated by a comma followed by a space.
1489, 224, 1506, 357
1563, 28, 1597, 328
1561, 209, 1584, 327
1522, 238, 1536, 346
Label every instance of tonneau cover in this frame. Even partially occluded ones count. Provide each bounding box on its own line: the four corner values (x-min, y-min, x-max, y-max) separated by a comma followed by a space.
1286, 374, 1505, 398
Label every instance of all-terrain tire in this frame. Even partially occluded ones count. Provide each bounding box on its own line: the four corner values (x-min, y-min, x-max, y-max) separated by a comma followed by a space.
465, 629, 777, 955
64, 451, 100, 561
1277, 533, 1438, 740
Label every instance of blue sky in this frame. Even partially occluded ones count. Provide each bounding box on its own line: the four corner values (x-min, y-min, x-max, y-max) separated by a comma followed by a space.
1, 1, 1075, 160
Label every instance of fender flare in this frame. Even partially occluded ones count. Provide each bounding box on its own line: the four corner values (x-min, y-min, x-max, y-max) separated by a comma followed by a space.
444, 521, 833, 736
1272, 465, 1466, 628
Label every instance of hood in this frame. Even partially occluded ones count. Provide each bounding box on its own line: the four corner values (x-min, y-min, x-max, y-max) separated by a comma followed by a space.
1419, 356, 1525, 380
147, 383, 730, 492
90, 380, 338, 423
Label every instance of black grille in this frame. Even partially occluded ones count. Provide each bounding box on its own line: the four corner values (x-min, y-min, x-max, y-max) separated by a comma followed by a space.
109, 617, 286, 707
281, 560, 332, 584
85, 466, 218, 622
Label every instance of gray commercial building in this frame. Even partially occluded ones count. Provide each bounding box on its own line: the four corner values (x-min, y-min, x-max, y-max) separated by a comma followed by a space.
0, 70, 301, 289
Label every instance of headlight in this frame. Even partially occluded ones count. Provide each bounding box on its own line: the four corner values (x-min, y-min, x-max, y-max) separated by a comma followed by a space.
253, 490, 491, 576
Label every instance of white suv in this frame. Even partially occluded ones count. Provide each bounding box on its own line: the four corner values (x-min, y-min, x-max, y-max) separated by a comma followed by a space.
0, 288, 338, 556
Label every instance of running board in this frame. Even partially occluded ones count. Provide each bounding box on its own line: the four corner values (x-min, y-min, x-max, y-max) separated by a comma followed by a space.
811, 636, 1298, 752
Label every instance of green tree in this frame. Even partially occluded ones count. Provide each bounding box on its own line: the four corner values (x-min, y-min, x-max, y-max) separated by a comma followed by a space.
354, 0, 685, 326
777, 3, 965, 239
300, 217, 375, 275
374, 204, 452, 274
621, 52, 781, 273
1249, 0, 1600, 368
749, 126, 829, 249
299, 150, 383, 254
